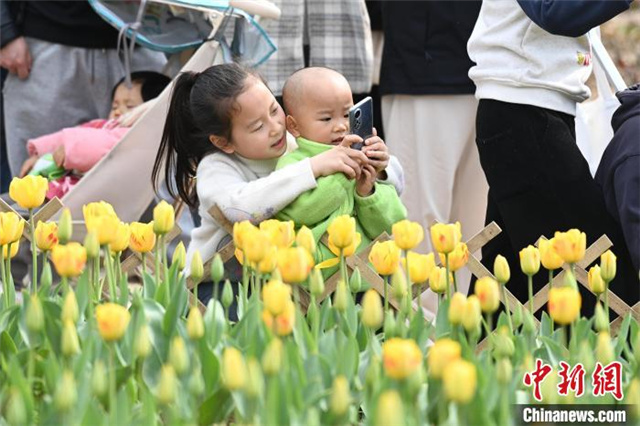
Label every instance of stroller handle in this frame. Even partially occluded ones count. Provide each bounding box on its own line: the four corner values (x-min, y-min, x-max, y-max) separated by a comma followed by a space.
229, 0, 280, 19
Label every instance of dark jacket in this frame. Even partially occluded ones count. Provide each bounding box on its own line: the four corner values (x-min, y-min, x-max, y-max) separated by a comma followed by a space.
0, 0, 120, 49
595, 84, 640, 272
379, 0, 481, 96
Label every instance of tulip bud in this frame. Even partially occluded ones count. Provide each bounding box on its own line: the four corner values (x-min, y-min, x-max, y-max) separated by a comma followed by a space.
496, 358, 513, 385
309, 268, 325, 297
153, 200, 175, 235
5, 388, 27, 425
40, 261, 52, 291
594, 302, 608, 332
306, 302, 319, 330
588, 265, 606, 295
172, 242, 186, 271
462, 295, 482, 333
383, 312, 396, 338
61, 320, 80, 357
26, 295, 44, 333
600, 250, 617, 283
540, 368, 559, 404
223, 347, 247, 391
366, 356, 381, 388
349, 267, 362, 293
92, 360, 108, 397
330, 376, 351, 417
189, 250, 204, 284
169, 336, 190, 375
578, 341, 595, 373
375, 391, 404, 426
361, 289, 383, 330
492, 327, 515, 358
61, 289, 79, 324
211, 253, 224, 283
54, 371, 77, 412
246, 358, 265, 399
562, 269, 578, 289
512, 303, 523, 328
83, 231, 100, 259
222, 279, 234, 308
333, 280, 348, 312
391, 269, 408, 301
135, 324, 152, 359
448, 292, 466, 326
493, 255, 510, 284
596, 332, 614, 364
188, 367, 205, 397
519, 245, 540, 276
262, 338, 283, 375
156, 365, 177, 405
633, 333, 640, 364
523, 310, 537, 334
627, 379, 640, 419
187, 306, 205, 340
270, 268, 283, 282
57, 208, 73, 245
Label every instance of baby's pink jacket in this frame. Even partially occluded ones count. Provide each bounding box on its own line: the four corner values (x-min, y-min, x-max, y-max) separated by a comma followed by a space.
27, 119, 129, 173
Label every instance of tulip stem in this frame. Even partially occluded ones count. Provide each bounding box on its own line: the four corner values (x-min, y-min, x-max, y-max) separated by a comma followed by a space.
94, 257, 101, 302
61, 276, 69, 296
527, 275, 534, 314
445, 254, 451, 300
29, 209, 38, 293
548, 269, 554, 289
104, 246, 117, 302
383, 275, 389, 321
154, 237, 161, 290
109, 344, 118, 423
404, 250, 413, 322
141, 253, 147, 278
501, 285, 513, 334
1, 246, 8, 307
452, 271, 458, 293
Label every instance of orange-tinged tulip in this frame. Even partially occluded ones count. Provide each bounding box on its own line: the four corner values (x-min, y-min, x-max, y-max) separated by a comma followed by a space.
427, 338, 461, 379
262, 300, 295, 336
382, 338, 422, 380
9, 175, 48, 209
443, 359, 477, 403
243, 228, 270, 264
403, 251, 435, 284
369, 240, 401, 276
328, 231, 361, 258
548, 286, 581, 325
3, 239, 19, 259
259, 219, 295, 248
519, 245, 540, 276
0, 211, 24, 245
51, 243, 87, 278
277, 247, 311, 283
129, 222, 156, 253
295, 225, 316, 255
588, 265, 606, 294
439, 242, 469, 272
600, 250, 617, 283
430, 222, 461, 254
95, 303, 131, 341
552, 229, 586, 264
262, 279, 292, 316
327, 215, 356, 250
392, 220, 424, 251
34, 221, 58, 252
475, 276, 500, 313
539, 238, 564, 270
153, 200, 175, 235
109, 222, 130, 253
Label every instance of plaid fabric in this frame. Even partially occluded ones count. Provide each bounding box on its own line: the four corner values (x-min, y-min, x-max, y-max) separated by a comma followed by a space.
258, 0, 373, 95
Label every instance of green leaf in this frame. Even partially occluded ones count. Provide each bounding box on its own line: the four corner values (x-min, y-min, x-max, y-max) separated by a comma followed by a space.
435, 298, 451, 338
614, 313, 632, 357
198, 388, 232, 425
204, 299, 226, 348
75, 268, 91, 320
199, 343, 220, 395
142, 271, 156, 299
0, 330, 18, 356
162, 274, 188, 337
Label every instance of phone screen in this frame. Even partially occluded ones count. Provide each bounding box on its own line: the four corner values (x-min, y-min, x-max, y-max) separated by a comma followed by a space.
349, 97, 373, 150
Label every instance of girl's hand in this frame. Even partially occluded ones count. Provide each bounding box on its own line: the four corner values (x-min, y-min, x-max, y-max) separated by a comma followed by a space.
362, 129, 390, 173
310, 144, 367, 180
356, 164, 376, 197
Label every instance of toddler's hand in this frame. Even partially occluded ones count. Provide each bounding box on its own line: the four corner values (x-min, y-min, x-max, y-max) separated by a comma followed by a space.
19, 155, 39, 177
310, 145, 367, 180
53, 145, 65, 167
356, 164, 376, 197
362, 129, 389, 174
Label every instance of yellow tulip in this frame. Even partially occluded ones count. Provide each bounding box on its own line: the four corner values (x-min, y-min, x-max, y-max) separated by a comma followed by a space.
259, 219, 295, 248
427, 338, 461, 379
439, 242, 469, 272
327, 215, 356, 250
109, 221, 130, 253
243, 228, 270, 264
548, 286, 581, 325
34, 221, 58, 252
330, 376, 351, 416
153, 200, 175, 235
95, 303, 131, 341
257, 246, 278, 274
222, 347, 247, 391
392, 219, 424, 251
596, 331, 614, 365
190, 250, 204, 284
403, 251, 435, 284
449, 292, 466, 326
328, 231, 361, 257
82, 201, 117, 220
135, 325, 152, 359
262, 279, 292, 316
463, 295, 482, 332
552, 229, 586, 264
430, 222, 461, 254
277, 247, 311, 283
84, 204, 119, 246
428, 266, 450, 294
51, 242, 87, 278
187, 306, 205, 340
54, 371, 77, 412
626, 379, 640, 419
539, 238, 564, 270
382, 338, 423, 380
493, 255, 510, 284
262, 300, 296, 336
262, 338, 283, 375
233, 221, 257, 251
9, 175, 48, 209
172, 241, 186, 271
588, 265, 606, 295
361, 289, 383, 329
600, 250, 617, 282
169, 336, 189, 375
475, 276, 500, 313
129, 222, 156, 253
519, 245, 540, 276
295, 225, 316, 255
443, 359, 477, 404
0, 211, 24, 245
375, 391, 404, 426
3, 239, 20, 259
156, 365, 177, 405
368, 240, 401, 276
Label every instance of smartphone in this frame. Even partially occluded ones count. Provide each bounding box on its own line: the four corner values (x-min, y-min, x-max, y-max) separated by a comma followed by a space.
349, 96, 373, 150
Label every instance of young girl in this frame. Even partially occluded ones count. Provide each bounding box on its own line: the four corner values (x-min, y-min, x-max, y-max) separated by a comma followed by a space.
152, 63, 372, 283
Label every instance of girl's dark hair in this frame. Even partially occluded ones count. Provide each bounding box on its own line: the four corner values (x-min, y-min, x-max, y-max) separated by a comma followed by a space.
152, 63, 256, 208
112, 71, 172, 102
